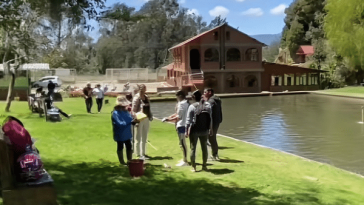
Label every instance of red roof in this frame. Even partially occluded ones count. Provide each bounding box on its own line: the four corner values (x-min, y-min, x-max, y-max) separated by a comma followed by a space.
169, 23, 266, 51
296, 45, 314, 56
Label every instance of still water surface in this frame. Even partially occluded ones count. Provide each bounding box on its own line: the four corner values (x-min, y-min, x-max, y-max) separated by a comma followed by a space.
152, 94, 364, 175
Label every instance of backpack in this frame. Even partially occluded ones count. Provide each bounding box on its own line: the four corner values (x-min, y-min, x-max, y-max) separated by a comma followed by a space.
2, 117, 33, 156
47, 108, 62, 122
191, 101, 211, 133
16, 145, 45, 182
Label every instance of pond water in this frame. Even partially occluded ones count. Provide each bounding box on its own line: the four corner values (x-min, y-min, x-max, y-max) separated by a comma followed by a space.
152, 94, 364, 176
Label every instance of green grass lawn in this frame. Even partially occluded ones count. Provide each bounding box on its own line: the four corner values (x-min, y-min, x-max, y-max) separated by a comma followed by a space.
317, 86, 364, 98
0, 76, 28, 88
0, 99, 364, 205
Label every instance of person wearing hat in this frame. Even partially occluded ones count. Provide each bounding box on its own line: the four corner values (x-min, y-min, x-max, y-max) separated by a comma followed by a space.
185, 90, 213, 172
83, 82, 93, 113
112, 96, 139, 165
93, 83, 106, 113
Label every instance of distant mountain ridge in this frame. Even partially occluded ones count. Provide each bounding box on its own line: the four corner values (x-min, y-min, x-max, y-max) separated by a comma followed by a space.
251, 33, 282, 46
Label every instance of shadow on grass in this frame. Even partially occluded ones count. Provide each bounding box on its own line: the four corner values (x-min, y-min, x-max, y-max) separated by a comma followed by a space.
219, 158, 244, 164
218, 146, 234, 150
207, 168, 234, 175
45, 160, 262, 205
147, 156, 173, 161
43, 160, 356, 205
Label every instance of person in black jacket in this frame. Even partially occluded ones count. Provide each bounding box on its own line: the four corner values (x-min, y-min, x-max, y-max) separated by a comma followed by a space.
47, 80, 56, 100
204, 88, 223, 161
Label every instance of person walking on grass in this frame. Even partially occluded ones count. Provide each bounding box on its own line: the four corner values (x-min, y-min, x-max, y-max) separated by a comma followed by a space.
83, 82, 93, 113
93, 84, 106, 113
132, 84, 153, 160
112, 96, 139, 165
185, 90, 213, 172
204, 88, 223, 161
163, 90, 189, 167
47, 80, 56, 100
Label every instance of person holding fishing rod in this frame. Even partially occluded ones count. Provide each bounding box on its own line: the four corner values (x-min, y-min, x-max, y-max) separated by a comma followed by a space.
112, 96, 139, 165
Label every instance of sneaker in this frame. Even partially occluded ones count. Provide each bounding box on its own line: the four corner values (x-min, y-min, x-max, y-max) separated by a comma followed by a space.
98, 112, 100, 114
67, 114, 72, 118
176, 161, 189, 167
139, 156, 149, 160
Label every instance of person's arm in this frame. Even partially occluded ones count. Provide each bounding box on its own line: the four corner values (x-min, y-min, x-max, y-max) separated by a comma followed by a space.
208, 103, 213, 135
83, 88, 88, 99
185, 105, 195, 138
132, 96, 140, 114
112, 112, 132, 129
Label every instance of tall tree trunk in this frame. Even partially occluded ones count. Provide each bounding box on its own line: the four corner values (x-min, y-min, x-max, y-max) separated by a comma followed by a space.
5, 71, 16, 112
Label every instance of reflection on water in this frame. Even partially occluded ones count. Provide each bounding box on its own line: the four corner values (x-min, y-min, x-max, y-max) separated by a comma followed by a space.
152, 94, 364, 175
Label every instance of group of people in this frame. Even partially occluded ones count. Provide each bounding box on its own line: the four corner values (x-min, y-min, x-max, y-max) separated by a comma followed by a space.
163, 88, 222, 172
109, 84, 223, 172
83, 82, 108, 113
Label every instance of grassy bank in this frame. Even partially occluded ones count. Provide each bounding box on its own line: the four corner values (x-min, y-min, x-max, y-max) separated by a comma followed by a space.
316, 86, 364, 98
0, 99, 364, 204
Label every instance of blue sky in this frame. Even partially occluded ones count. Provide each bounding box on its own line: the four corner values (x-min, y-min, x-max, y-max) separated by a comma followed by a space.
89, 0, 294, 40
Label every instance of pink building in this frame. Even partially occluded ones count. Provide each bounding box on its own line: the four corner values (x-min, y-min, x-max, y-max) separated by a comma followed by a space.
164, 24, 324, 93
165, 23, 266, 93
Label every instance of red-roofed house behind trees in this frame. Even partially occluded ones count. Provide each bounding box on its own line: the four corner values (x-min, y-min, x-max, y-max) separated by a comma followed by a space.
296, 45, 314, 64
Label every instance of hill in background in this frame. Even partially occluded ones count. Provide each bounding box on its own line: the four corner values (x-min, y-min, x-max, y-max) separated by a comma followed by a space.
251, 33, 282, 46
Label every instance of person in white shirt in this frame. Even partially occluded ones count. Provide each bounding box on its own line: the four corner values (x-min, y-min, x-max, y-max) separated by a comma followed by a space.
163, 90, 189, 166
93, 84, 106, 113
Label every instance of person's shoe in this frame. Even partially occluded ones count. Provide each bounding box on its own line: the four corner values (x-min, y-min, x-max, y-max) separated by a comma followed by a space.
211, 155, 220, 161
67, 114, 72, 119
176, 161, 189, 167
98, 112, 100, 114
139, 156, 149, 160
202, 166, 208, 171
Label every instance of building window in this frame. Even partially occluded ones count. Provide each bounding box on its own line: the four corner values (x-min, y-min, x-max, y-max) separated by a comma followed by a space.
204, 48, 219, 62
214, 32, 218, 40
226, 31, 230, 40
285, 74, 295, 86
296, 74, 306, 85
227, 48, 241, 61
245, 48, 258, 61
272, 75, 282, 86
204, 75, 218, 88
245, 75, 258, 87
226, 74, 240, 87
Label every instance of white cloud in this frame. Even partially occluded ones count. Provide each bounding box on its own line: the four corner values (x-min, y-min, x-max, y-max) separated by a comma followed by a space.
187, 8, 199, 16
209, 6, 230, 18
270, 4, 288, 16
179, 0, 186, 4
241, 8, 264, 17
236, 0, 245, 2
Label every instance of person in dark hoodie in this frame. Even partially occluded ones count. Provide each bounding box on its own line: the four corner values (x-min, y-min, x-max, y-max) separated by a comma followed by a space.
203, 88, 223, 161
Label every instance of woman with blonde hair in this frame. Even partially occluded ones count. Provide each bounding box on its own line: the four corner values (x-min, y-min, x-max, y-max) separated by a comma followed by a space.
132, 84, 153, 160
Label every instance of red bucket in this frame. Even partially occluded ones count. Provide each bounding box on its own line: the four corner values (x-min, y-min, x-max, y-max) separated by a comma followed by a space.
128, 159, 144, 177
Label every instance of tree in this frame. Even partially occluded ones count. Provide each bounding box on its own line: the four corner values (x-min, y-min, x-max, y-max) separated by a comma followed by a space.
263, 41, 280, 62
325, 0, 364, 84
281, 0, 326, 58
0, 0, 105, 111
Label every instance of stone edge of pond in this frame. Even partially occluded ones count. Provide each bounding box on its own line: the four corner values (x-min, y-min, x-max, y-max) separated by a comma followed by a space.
310, 91, 364, 100
153, 117, 364, 179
